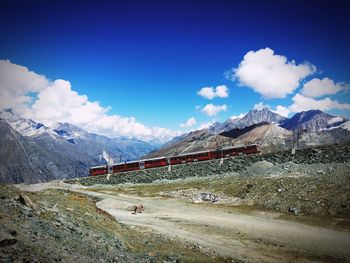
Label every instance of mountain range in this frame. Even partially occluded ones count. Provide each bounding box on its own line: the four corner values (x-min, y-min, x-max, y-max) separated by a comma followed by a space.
146, 107, 350, 158
1, 107, 350, 184
0, 110, 158, 184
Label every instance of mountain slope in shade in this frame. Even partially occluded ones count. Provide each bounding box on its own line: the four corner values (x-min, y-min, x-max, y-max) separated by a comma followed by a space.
0, 109, 58, 138
148, 108, 350, 158
281, 110, 347, 131
0, 119, 84, 184
52, 123, 160, 161
0, 111, 160, 183
233, 123, 292, 151
209, 107, 287, 134
220, 122, 270, 139
144, 128, 237, 158
112, 136, 159, 159
1, 110, 159, 163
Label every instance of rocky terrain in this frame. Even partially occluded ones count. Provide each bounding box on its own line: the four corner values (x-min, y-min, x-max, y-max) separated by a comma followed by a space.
146, 108, 350, 158
1, 143, 350, 262
68, 143, 350, 217
0, 110, 158, 184
1, 107, 350, 184
0, 184, 223, 263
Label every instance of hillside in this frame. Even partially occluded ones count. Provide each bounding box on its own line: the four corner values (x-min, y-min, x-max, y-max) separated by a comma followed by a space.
0, 142, 349, 262
148, 108, 350, 158
0, 110, 159, 184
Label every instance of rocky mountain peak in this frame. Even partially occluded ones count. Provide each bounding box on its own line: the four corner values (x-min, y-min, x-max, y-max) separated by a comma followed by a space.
243, 107, 287, 124
52, 122, 90, 139
209, 107, 287, 134
281, 110, 347, 131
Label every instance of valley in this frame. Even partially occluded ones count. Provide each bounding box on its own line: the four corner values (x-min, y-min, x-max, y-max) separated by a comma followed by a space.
1, 143, 349, 262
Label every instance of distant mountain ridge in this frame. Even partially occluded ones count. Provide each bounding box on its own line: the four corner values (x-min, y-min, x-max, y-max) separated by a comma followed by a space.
1, 107, 350, 184
281, 110, 347, 131
146, 108, 350, 158
0, 110, 160, 184
209, 107, 287, 134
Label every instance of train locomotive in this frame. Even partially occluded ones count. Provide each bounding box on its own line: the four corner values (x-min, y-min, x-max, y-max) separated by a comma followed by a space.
89, 144, 260, 176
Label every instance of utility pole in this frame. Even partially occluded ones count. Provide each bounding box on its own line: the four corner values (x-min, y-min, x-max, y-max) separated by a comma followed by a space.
75, 162, 78, 177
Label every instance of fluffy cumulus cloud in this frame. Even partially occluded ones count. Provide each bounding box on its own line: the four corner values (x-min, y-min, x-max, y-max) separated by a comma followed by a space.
198, 85, 229, 99
197, 119, 216, 130
0, 60, 180, 142
232, 47, 316, 98
201, 103, 227, 116
288, 93, 350, 112
271, 94, 350, 117
0, 60, 49, 110
273, 105, 290, 117
253, 102, 269, 110
180, 117, 196, 128
230, 113, 246, 120
253, 102, 291, 117
300, 77, 349, 98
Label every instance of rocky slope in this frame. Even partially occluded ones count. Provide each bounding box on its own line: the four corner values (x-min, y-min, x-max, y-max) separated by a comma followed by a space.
69, 143, 350, 217
0, 119, 100, 184
209, 107, 287, 134
281, 110, 347, 131
0, 185, 219, 263
0, 110, 159, 184
227, 123, 293, 151
148, 108, 350, 158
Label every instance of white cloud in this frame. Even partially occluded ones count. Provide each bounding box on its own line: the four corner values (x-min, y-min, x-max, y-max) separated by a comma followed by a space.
230, 113, 246, 120
252, 102, 291, 117
301, 77, 349, 98
273, 105, 290, 117
328, 116, 344, 125
198, 85, 229, 99
253, 102, 270, 110
251, 102, 289, 117
180, 117, 196, 128
0, 59, 180, 142
288, 93, 350, 112
197, 120, 216, 130
0, 60, 49, 110
201, 103, 227, 116
231, 47, 316, 98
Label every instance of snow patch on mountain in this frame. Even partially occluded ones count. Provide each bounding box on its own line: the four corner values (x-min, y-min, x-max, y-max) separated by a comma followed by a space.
328, 116, 345, 125
209, 107, 287, 134
0, 109, 58, 138
339, 121, 350, 131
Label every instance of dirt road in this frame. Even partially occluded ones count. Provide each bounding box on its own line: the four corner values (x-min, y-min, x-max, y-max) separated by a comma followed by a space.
19, 182, 350, 262
82, 190, 350, 262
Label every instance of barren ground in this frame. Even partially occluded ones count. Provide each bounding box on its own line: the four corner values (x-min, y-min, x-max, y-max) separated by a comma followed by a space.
19, 180, 350, 262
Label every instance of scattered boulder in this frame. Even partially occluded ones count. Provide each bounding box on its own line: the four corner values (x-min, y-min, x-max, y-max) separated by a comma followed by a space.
287, 206, 300, 215
0, 238, 17, 247
19, 192, 36, 210
245, 160, 274, 176
200, 193, 219, 202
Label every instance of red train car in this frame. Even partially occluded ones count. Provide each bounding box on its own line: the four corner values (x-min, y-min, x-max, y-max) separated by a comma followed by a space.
89, 144, 260, 176
169, 150, 212, 165
89, 165, 108, 176
143, 157, 167, 169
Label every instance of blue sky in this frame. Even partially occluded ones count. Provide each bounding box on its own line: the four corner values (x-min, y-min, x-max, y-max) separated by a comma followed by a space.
1, 0, 350, 140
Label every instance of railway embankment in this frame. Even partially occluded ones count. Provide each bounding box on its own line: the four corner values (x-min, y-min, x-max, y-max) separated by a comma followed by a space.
66, 144, 350, 217
68, 143, 350, 186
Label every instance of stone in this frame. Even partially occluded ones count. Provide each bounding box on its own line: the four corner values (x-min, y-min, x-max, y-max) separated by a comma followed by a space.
148, 251, 157, 257
19, 192, 36, 210
0, 238, 17, 247
9, 230, 17, 236
287, 206, 300, 215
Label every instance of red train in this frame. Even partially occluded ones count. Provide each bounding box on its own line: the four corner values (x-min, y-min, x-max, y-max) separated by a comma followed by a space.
89, 144, 260, 176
